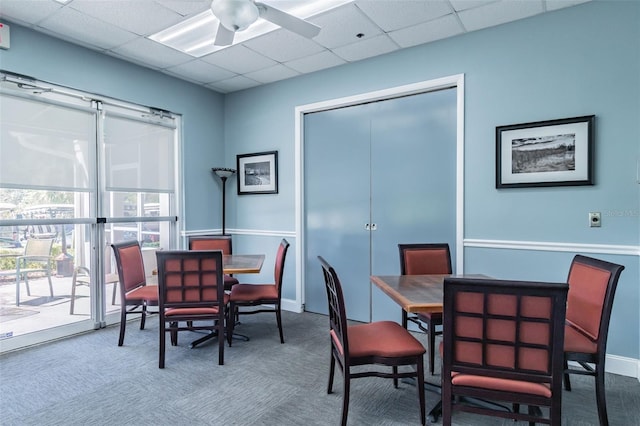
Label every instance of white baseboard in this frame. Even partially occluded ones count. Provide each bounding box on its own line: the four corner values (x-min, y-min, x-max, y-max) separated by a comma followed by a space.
605, 354, 639, 379
282, 298, 303, 313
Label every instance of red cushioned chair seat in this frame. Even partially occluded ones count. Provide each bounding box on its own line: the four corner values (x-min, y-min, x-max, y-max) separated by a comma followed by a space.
451, 374, 552, 398
125, 285, 158, 302
230, 283, 278, 302
347, 321, 426, 358
165, 306, 222, 316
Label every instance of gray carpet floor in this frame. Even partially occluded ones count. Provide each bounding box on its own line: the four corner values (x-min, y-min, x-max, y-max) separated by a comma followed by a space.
0, 311, 638, 425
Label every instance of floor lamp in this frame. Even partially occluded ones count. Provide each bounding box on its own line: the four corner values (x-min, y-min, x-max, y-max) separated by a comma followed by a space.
212, 167, 236, 235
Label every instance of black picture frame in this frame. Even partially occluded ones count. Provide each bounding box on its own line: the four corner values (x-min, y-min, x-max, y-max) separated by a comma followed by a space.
496, 115, 595, 188
236, 151, 278, 195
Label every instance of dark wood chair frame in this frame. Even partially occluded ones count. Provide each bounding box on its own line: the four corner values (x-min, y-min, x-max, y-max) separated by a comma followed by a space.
441, 277, 568, 426
319, 256, 426, 426
111, 240, 158, 347
399, 243, 452, 375
156, 250, 228, 368
563, 254, 625, 426
227, 239, 290, 345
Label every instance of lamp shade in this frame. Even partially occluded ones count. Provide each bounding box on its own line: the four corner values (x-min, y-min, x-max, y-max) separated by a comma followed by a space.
212, 167, 236, 179
211, 0, 259, 32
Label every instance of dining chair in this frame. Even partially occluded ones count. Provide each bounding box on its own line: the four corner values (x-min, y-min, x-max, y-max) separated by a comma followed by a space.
398, 243, 452, 375
227, 239, 289, 345
319, 256, 426, 426
563, 254, 625, 426
70, 243, 120, 314
69, 266, 119, 314
111, 240, 158, 346
188, 235, 239, 290
441, 276, 568, 425
156, 250, 228, 368
0, 238, 55, 306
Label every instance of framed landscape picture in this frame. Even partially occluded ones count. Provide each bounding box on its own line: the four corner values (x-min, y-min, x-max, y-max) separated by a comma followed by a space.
237, 151, 278, 195
496, 115, 595, 188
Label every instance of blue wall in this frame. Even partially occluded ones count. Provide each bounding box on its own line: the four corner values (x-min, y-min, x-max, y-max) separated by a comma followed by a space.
223, 2, 639, 359
1, 1, 638, 361
0, 23, 226, 231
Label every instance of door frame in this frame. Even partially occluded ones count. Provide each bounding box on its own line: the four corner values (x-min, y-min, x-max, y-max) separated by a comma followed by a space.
294, 74, 466, 312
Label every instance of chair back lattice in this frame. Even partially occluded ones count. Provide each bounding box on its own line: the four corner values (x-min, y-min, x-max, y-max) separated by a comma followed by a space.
318, 256, 349, 360
442, 277, 568, 424
399, 243, 452, 275
156, 250, 224, 309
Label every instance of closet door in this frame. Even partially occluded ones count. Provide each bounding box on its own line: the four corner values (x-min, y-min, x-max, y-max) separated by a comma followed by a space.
304, 88, 457, 322
369, 88, 457, 322
304, 103, 374, 322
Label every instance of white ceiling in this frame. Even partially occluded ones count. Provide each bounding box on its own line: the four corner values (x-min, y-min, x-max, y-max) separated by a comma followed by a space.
0, 0, 589, 94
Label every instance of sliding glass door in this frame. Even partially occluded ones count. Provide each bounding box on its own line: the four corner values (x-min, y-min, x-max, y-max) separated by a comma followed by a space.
0, 72, 180, 351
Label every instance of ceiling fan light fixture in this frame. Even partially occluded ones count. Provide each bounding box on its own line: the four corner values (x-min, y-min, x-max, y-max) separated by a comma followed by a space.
211, 0, 259, 32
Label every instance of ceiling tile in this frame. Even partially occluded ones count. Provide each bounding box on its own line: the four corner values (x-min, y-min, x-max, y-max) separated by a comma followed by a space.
165, 59, 236, 84
207, 75, 262, 93
0, 0, 62, 25
201, 45, 278, 74
68, 0, 184, 35
457, 0, 544, 32
38, 7, 138, 50
244, 64, 300, 84
285, 50, 347, 74
545, 0, 591, 12
355, 0, 453, 32
389, 13, 464, 48
449, 0, 499, 12
309, 3, 383, 49
153, 0, 211, 16
111, 37, 194, 70
332, 34, 399, 62
0, 0, 592, 93
243, 28, 325, 63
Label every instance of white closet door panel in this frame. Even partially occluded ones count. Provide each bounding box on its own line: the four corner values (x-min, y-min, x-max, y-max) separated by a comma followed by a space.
304, 104, 372, 321
370, 88, 457, 322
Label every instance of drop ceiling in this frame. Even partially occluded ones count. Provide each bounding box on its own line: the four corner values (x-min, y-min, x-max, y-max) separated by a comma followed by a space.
0, 0, 589, 94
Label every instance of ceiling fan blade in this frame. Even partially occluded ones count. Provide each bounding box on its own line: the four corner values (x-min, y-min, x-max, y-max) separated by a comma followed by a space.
214, 23, 235, 46
256, 2, 321, 39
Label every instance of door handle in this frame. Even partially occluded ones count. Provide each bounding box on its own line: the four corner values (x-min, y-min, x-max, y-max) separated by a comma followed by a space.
370, 223, 377, 231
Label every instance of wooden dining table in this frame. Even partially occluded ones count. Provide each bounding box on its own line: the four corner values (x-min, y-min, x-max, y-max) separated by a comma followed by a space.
370, 274, 488, 314
370, 273, 491, 422
222, 254, 265, 274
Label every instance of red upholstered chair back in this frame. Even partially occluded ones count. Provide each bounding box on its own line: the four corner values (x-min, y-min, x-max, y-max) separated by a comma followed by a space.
188, 235, 232, 255
156, 250, 224, 309
111, 240, 147, 294
273, 239, 290, 293
565, 255, 625, 349
442, 277, 568, 424
399, 243, 452, 275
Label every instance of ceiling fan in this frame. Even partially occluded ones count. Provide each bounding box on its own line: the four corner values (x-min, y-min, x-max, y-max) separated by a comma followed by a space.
211, 0, 322, 46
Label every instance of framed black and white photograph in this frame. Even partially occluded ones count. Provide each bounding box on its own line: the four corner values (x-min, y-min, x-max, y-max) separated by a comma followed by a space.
237, 151, 278, 195
496, 115, 595, 188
